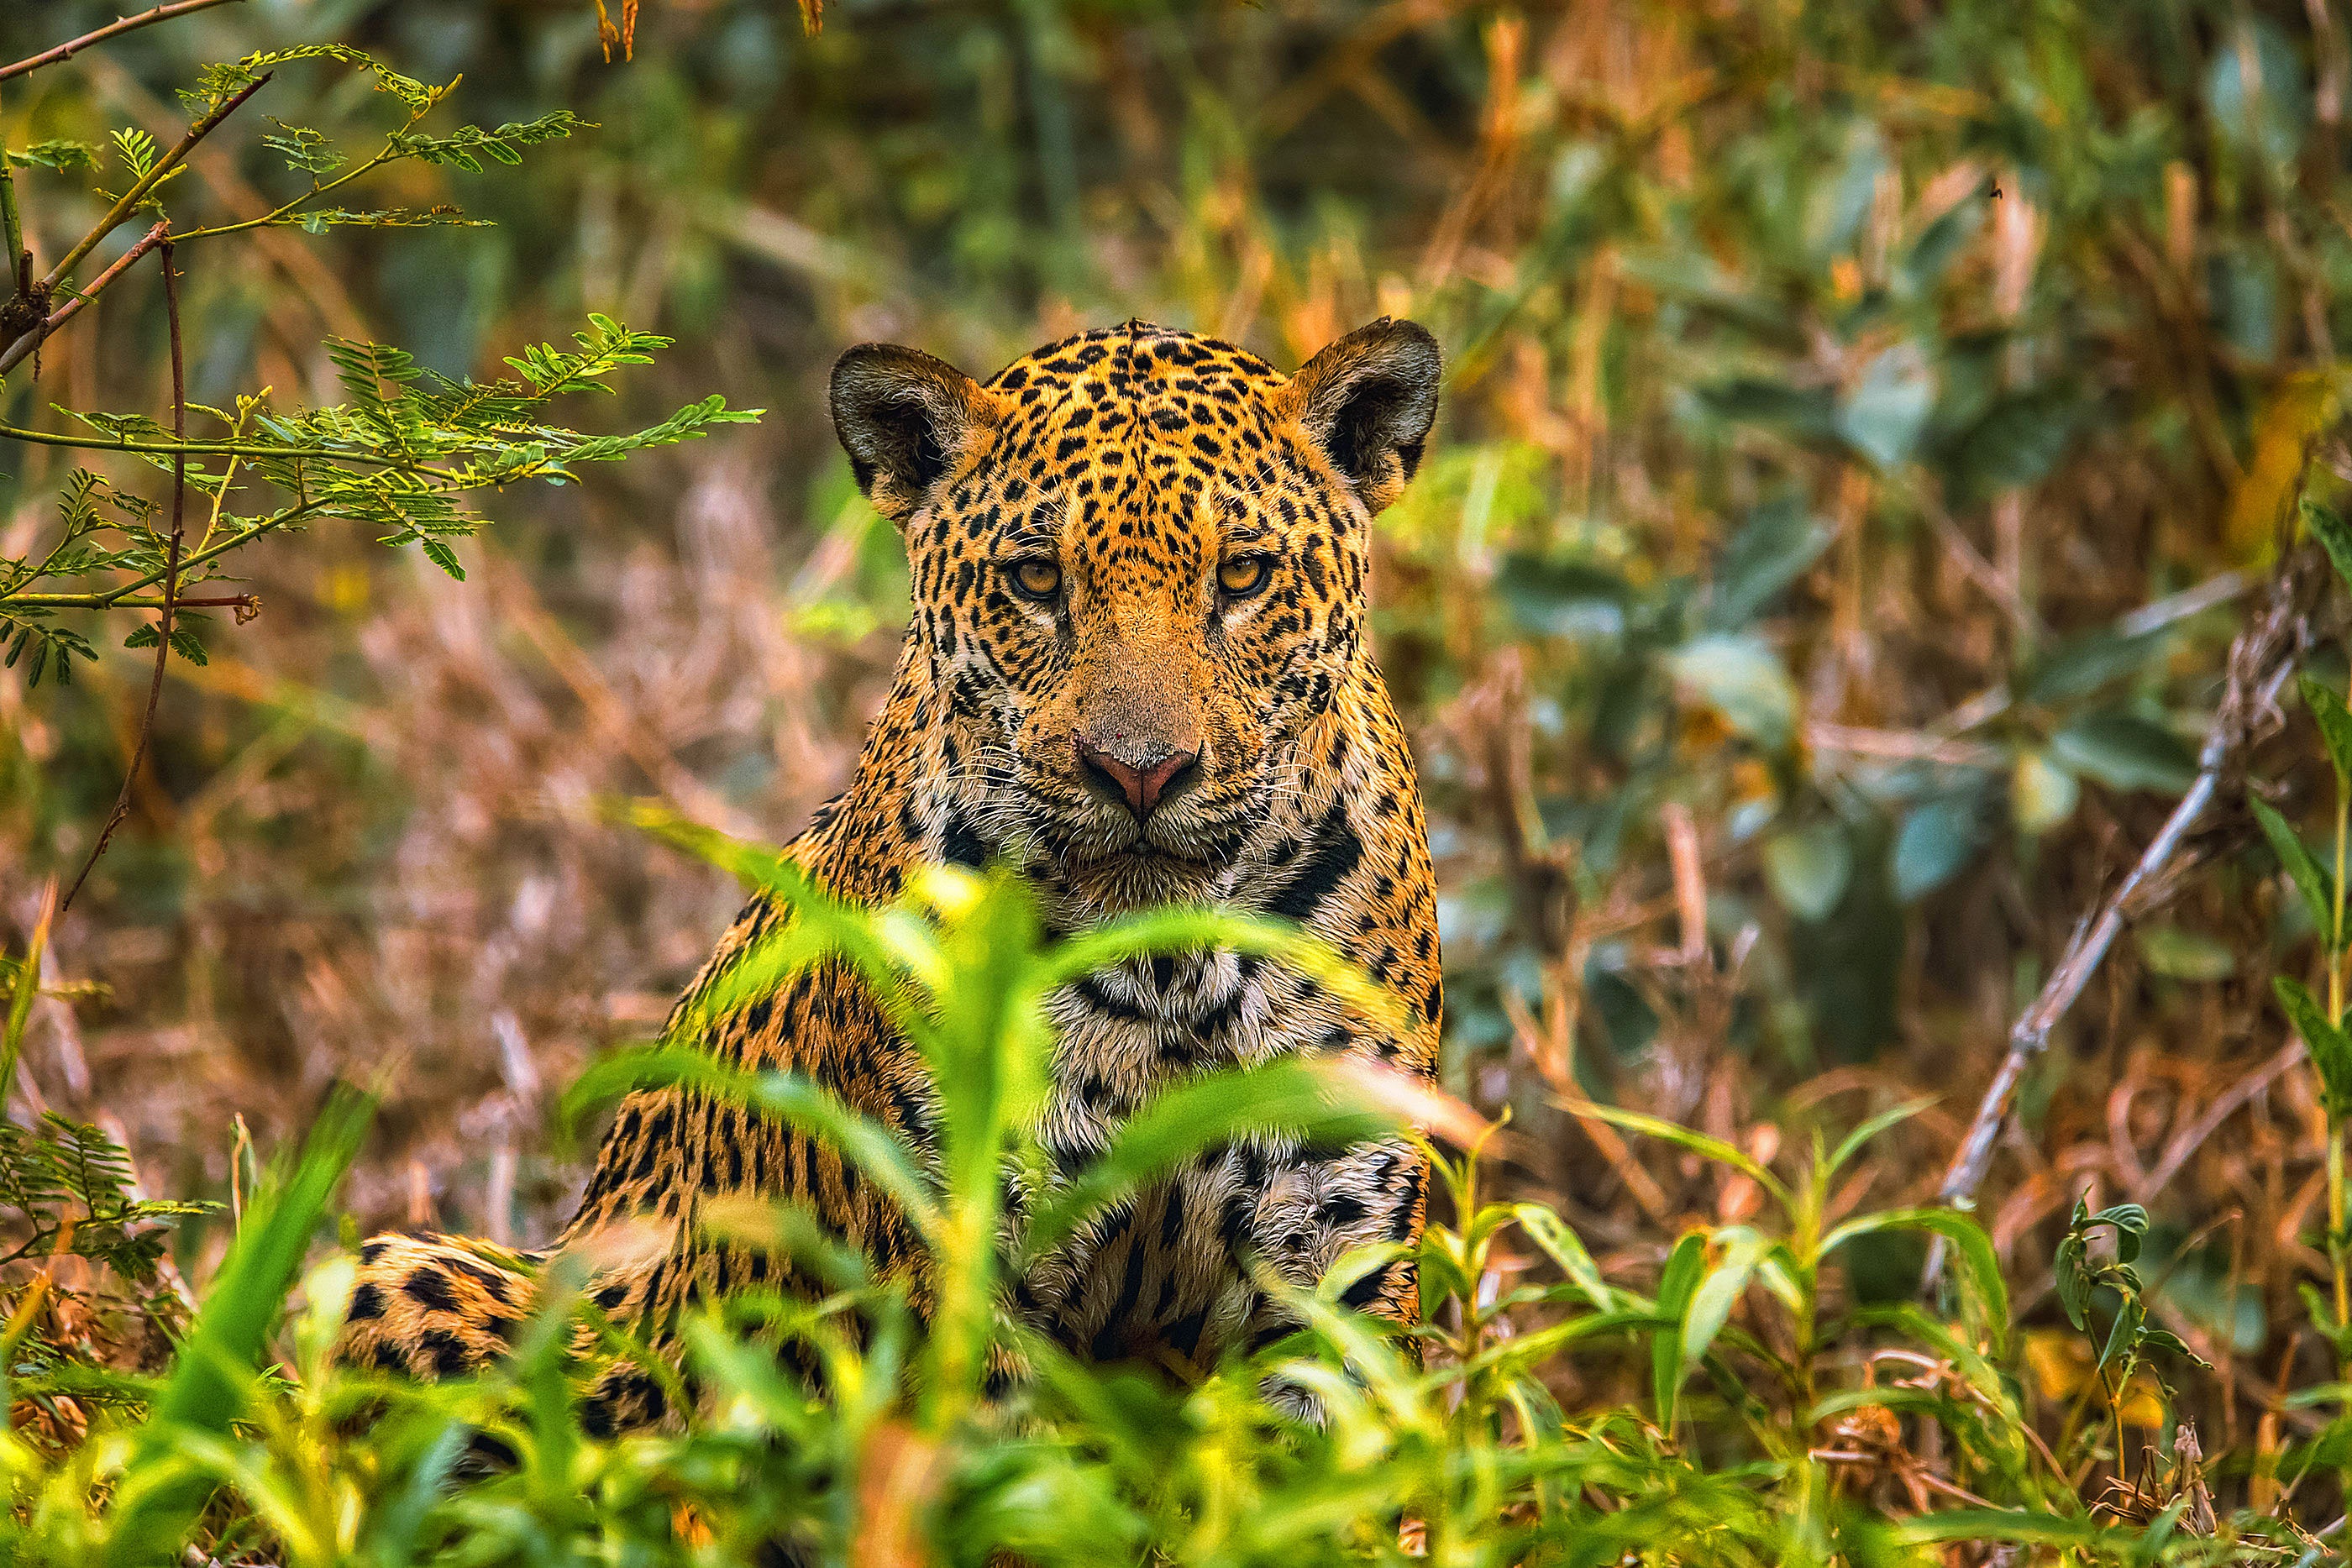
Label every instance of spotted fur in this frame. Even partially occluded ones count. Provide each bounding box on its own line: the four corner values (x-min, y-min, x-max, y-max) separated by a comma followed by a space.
339, 318, 1446, 1425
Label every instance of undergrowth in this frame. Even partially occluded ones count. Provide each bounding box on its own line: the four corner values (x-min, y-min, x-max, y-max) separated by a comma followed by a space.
0, 808, 2329, 1565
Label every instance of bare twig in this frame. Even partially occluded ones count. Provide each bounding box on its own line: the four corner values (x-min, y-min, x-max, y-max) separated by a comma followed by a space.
2131, 1041, 2308, 1206
0, 218, 168, 378
0, 0, 248, 84
60, 236, 185, 916
1923, 550, 2317, 1289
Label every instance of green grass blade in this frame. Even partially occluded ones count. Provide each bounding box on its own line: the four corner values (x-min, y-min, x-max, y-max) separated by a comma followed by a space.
1020, 1058, 1394, 1262
564, 1046, 940, 1239
102, 1085, 373, 1565
1566, 1101, 1794, 1214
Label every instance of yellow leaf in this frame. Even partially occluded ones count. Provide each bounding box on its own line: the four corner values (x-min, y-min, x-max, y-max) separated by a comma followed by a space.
2024, 1328, 2092, 1401
2117, 1373, 2168, 1429
2226, 371, 2342, 560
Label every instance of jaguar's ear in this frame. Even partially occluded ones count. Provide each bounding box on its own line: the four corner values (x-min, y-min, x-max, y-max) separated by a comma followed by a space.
1287, 317, 1441, 514
829, 343, 1000, 523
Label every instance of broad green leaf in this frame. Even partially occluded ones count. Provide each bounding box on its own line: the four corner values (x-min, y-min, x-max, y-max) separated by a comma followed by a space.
1893, 794, 1983, 903
1762, 821, 1851, 922
2305, 496, 2352, 591
1695, 378, 1839, 443
1496, 552, 1630, 641
2050, 711, 2197, 794
2208, 16, 2309, 169
1710, 496, 1832, 629
2250, 794, 2335, 945
1956, 389, 2080, 494
1680, 1230, 1772, 1372
1835, 343, 1935, 469
2023, 625, 2163, 702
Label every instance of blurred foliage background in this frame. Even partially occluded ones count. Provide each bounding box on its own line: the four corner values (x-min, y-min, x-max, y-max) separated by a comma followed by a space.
5, 0, 2352, 1480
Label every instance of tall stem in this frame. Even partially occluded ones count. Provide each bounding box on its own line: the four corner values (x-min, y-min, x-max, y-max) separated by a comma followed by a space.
2333, 720, 2352, 1352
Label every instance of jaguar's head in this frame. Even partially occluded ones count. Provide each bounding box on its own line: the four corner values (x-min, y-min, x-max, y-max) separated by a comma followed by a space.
831, 319, 1438, 904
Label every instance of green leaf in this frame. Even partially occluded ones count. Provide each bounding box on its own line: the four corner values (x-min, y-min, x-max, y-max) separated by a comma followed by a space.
2023, 625, 2164, 702
1825, 1208, 2010, 1356
2135, 1325, 2211, 1368
1495, 553, 1630, 641
260, 119, 344, 176
1651, 1230, 1707, 1429
1955, 389, 2080, 494
2275, 976, 2352, 1117
1695, 378, 1839, 443
1835, 343, 1935, 469
564, 1046, 942, 1241
1511, 1204, 1613, 1311
2135, 925, 2237, 982
1762, 821, 1851, 921
1898, 1512, 2132, 1549
2303, 674, 2352, 785
2050, 710, 2197, 794
7, 140, 98, 172
1021, 1059, 1394, 1262
389, 113, 589, 175
1711, 497, 1833, 629
1825, 1097, 1937, 1175
2250, 794, 2334, 945
421, 538, 466, 580
1680, 1230, 1772, 1372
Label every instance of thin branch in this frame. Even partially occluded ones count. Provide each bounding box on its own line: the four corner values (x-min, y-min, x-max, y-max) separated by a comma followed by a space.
60, 236, 185, 917
169, 103, 432, 245
4, 592, 253, 611
0, 418, 459, 480
1, 494, 332, 611
1922, 548, 2317, 1288
36, 73, 267, 298
0, 0, 248, 84
0, 218, 168, 378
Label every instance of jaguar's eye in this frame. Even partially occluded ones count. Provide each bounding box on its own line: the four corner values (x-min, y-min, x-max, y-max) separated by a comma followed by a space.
1009, 558, 1063, 601
1217, 555, 1273, 598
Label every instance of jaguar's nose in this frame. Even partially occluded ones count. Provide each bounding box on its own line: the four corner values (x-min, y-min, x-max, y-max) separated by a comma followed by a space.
1074, 735, 1200, 821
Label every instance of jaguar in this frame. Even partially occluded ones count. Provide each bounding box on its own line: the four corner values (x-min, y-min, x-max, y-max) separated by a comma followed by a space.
337, 317, 1447, 1433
